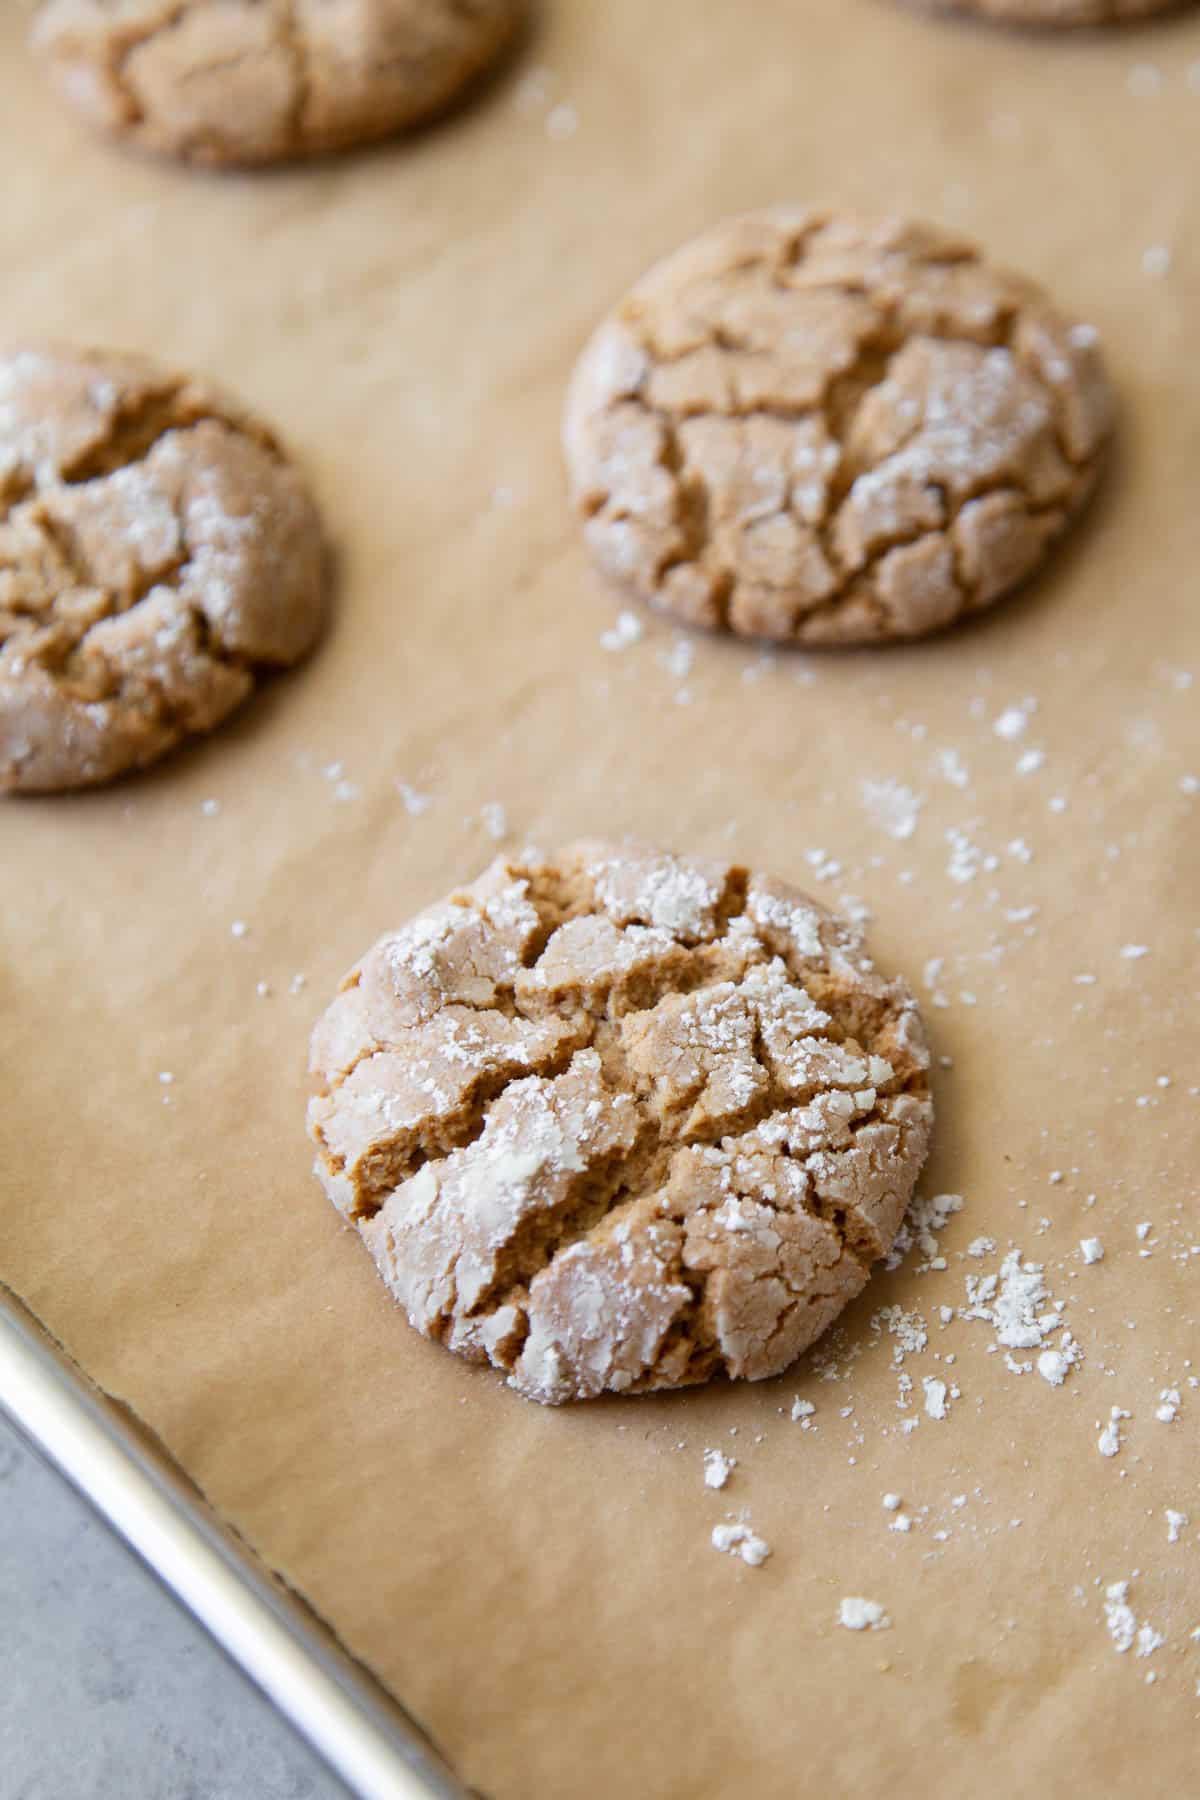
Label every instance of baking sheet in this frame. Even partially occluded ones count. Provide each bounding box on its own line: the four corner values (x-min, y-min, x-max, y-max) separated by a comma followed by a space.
0, 1286, 464, 1800
2, 3, 1198, 1796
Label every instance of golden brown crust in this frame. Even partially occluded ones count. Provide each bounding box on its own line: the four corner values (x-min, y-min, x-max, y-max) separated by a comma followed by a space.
308, 841, 934, 1405
563, 209, 1114, 647
31, 0, 526, 168
0, 346, 326, 792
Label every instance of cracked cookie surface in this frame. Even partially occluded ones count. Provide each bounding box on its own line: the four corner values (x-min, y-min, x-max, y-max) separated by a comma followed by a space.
308, 840, 933, 1405
0, 346, 326, 792
563, 209, 1113, 647
912, 0, 1183, 22
31, 0, 525, 167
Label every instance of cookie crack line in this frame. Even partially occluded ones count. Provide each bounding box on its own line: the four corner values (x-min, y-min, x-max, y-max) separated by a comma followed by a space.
622, 404, 1091, 640
565, 208, 1113, 646
3, 410, 274, 669
310, 873, 887, 1205
308, 842, 934, 1404
106, 2, 193, 127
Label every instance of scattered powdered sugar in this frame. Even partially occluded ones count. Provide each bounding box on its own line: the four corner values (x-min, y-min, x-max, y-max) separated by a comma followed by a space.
1080, 1237, 1105, 1265
397, 781, 432, 817
601, 610, 644, 652
1104, 1582, 1138, 1653
790, 1397, 817, 1426
1101, 1580, 1165, 1663
922, 1376, 950, 1420
1121, 944, 1149, 961
872, 1306, 929, 1364
1098, 1408, 1130, 1458
945, 828, 998, 885
993, 701, 1035, 741
935, 748, 970, 789
230, 919, 248, 940
480, 802, 509, 842
659, 635, 694, 683
1142, 245, 1172, 280
964, 1251, 1062, 1352
861, 778, 923, 841
882, 1493, 902, 1512
712, 1521, 771, 1567
838, 894, 872, 928
804, 847, 842, 883
1166, 1510, 1188, 1545
704, 1448, 736, 1490
1155, 1388, 1180, 1424
323, 762, 359, 804
1037, 1346, 1077, 1387
886, 1192, 964, 1271
838, 1597, 890, 1632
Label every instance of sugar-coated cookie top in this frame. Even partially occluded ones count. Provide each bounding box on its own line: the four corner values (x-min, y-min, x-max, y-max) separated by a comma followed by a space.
0, 346, 325, 791
309, 840, 934, 1404
565, 210, 1113, 647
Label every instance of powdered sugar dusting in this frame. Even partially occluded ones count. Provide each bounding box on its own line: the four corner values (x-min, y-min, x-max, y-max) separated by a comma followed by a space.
861, 778, 924, 841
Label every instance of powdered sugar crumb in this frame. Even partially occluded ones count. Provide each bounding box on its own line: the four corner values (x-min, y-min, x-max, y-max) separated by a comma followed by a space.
1155, 1388, 1180, 1425
480, 802, 509, 842
993, 702, 1034, 741
1098, 1408, 1129, 1458
839, 1597, 890, 1632
704, 1448, 736, 1490
1104, 1582, 1137, 1653
712, 1521, 771, 1567
886, 1193, 964, 1272
861, 778, 923, 841
397, 781, 432, 817
601, 610, 644, 652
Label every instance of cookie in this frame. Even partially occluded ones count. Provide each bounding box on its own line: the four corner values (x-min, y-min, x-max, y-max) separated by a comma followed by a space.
308, 841, 933, 1405
0, 347, 326, 793
564, 210, 1113, 646
912, 0, 1183, 23
31, 0, 525, 167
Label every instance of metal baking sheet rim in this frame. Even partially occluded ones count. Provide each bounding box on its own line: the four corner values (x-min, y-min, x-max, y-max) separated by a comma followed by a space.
0, 1282, 468, 1800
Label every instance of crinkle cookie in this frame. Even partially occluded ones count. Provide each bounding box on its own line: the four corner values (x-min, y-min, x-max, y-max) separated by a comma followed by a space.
0, 346, 326, 793
912, 0, 1184, 23
564, 209, 1113, 646
308, 841, 934, 1405
31, 0, 525, 167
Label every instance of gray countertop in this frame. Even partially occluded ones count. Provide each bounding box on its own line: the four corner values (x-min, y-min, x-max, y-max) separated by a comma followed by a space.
0, 1413, 345, 1800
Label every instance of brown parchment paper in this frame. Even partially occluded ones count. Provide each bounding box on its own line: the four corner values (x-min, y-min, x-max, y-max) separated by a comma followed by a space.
2, 4, 1198, 1795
